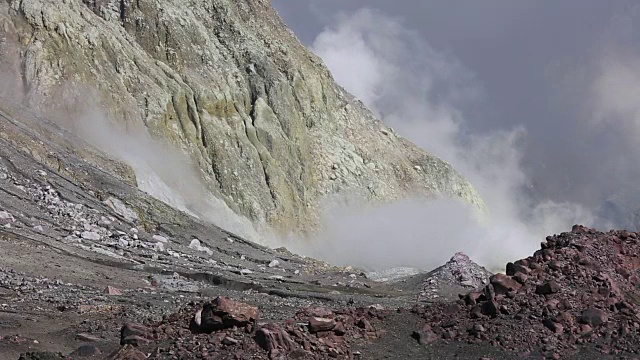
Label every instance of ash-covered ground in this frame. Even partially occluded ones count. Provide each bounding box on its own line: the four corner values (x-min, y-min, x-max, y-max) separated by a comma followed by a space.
0, 103, 636, 359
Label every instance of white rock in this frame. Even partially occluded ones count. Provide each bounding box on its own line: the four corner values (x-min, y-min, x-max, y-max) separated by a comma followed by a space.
36, 170, 47, 177
33, 225, 44, 232
81, 231, 101, 241
268, 260, 280, 268
240, 255, 246, 260
349, 274, 357, 279
0, 211, 15, 222
294, 270, 300, 275
119, 238, 129, 247
189, 239, 212, 255
154, 242, 164, 252
269, 275, 284, 280
152, 235, 168, 243
240, 269, 253, 275
104, 197, 139, 222
0, 173, 7, 180
130, 228, 138, 234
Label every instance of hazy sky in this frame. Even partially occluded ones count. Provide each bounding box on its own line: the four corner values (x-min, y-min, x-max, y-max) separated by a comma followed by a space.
273, 1, 640, 229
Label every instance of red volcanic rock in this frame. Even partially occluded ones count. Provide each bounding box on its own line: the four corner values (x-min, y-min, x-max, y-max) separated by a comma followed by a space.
535, 280, 560, 295
489, 274, 521, 295
411, 226, 640, 357
190, 296, 258, 333
308, 317, 336, 333
255, 323, 296, 353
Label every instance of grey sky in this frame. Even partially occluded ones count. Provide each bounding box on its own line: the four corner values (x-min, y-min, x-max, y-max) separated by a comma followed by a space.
273, 1, 640, 229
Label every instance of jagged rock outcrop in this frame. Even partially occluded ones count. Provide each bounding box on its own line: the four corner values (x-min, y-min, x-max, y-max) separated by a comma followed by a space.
0, 0, 483, 234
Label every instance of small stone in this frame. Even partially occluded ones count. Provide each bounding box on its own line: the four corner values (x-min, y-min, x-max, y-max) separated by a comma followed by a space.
481, 300, 499, 316
580, 307, 607, 327
412, 325, 438, 345
222, 336, 239, 346
268, 260, 280, 268
536, 281, 560, 295
152, 235, 168, 243
0, 210, 15, 222
75, 333, 101, 342
104, 286, 123, 296
121, 335, 150, 347
70, 345, 102, 357
542, 319, 563, 334
81, 231, 101, 241
119, 238, 129, 247
240, 269, 253, 275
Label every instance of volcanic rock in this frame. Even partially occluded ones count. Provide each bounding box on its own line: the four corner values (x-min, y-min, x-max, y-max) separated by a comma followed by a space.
489, 273, 522, 295
412, 324, 438, 345
418, 252, 492, 301
535, 281, 560, 295
580, 307, 607, 327
255, 323, 296, 353
308, 317, 337, 333
107, 345, 147, 360
191, 297, 258, 333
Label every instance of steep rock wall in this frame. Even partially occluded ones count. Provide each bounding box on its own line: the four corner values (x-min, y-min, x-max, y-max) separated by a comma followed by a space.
0, 0, 484, 235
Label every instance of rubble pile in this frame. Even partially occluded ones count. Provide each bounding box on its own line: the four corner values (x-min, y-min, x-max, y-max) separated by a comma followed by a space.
412, 225, 640, 358
108, 296, 389, 359
418, 252, 493, 301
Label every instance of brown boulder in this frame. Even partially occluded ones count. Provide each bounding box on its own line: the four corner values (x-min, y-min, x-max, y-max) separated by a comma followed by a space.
412, 324, 439, 345
506, 262, 531, 276
191, 297, 259, 333
490, 274, 522, 295
120, 323, 153, 346
308, 317, 336, 333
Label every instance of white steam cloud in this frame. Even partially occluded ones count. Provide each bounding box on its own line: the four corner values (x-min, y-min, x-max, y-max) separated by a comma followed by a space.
303, 9, 596, 271
55, 106, 277, 245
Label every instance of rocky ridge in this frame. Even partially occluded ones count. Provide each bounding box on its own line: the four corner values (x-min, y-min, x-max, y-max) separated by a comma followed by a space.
412, 225, 640, 358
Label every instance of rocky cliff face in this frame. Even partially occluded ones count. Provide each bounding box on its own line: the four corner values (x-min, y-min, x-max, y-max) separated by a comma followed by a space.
0, 0, 483, 235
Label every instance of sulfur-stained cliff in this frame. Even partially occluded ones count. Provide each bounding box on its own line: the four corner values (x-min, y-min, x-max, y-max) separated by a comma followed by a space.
0, 0, 483, 235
